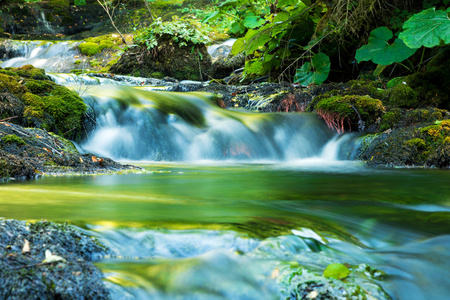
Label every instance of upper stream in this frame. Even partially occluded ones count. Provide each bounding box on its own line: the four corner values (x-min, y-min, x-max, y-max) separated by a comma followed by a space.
1, 41, 449, 300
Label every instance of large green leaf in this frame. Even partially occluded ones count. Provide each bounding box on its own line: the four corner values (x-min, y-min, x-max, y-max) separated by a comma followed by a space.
294, 52, 330, 85
244, 14, 266, 29
355, 27, 416, 65
399, 8, 450, 49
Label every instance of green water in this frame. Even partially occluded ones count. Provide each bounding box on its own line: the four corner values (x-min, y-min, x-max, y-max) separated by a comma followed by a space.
1, 162, 449, 299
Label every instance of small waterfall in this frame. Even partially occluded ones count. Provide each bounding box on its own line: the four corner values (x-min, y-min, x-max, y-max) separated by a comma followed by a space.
0, 41, 80, 73
79, 86, 359, 162
39, 12, 56, 35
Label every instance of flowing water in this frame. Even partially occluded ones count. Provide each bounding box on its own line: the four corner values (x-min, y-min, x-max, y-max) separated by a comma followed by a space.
1, 41, 450, 300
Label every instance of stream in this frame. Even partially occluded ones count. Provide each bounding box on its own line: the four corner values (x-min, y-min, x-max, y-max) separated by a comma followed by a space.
1, 41, 450, 299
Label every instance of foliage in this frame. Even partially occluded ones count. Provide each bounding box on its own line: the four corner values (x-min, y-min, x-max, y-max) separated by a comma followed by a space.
134, 17, 210, 50
355, 27, 416, 65
399, 7, 450, 49
356, 7, 450, 74
294, 52, 330, 85
205, 0, 329, 81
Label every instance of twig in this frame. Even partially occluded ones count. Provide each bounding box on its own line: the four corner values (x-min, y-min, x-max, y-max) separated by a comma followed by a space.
0, 116, 18, 122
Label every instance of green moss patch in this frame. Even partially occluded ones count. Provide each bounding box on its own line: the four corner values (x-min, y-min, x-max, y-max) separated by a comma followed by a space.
387, 83, 418, 108
315, 95, 384, 133
78, 34, 124, 56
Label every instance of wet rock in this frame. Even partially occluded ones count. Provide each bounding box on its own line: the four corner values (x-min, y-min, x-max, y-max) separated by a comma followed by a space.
0, 218, 110, 299
0, 122, 142, 181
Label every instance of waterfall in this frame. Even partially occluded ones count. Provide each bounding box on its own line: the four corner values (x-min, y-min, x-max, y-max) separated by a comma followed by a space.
79, 86, 359, 162
0, 41, 80, 73
39, 12, 56, 35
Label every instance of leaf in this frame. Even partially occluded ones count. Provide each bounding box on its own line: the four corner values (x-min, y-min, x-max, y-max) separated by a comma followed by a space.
355, 27, 416, 65
22, 239, 30, 253
294, 52, 330, 85
399, 8, 450, 49
203, 10, 220, 23
243, 14, 266, 29
43, 250, 66, 264
323, 263, 350, 280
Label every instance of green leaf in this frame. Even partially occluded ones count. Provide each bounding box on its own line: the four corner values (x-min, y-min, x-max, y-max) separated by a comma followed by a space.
244, 14, 266, 29
231, 38, 245, 55
274, 12, 289, 23
355, 27, 416, 65
203, 10, 220, 23
294, 52, 330, 85
323, 263, 350, 280
399, 8, 450, 49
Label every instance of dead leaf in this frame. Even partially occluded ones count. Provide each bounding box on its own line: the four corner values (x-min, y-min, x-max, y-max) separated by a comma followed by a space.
79, 157, 84, 163
42, 250, 66, 263
22, 239, 30, 253
36, 134, 42, 139
43, 147, 52, 153
92, 156, 98, 162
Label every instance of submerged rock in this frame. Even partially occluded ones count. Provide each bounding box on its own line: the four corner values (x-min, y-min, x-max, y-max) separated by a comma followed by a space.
0, 218, 110, 299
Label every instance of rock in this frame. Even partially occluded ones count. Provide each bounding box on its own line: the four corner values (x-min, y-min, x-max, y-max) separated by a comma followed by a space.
0, 218, 110, 299
110, 38, 212, 81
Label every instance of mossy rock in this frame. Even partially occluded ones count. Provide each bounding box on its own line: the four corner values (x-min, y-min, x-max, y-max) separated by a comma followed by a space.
315, 95, 384, 132
22, 80, 87, 140
78, 42, 100, 56
360, 120, 450, 168
380, 108, 402, 131
0, 69, 18, 77
12, 65, 48, 80
0, 74, 27, 95
380, 107, 450, 131
78, 35, 123, 57
387, 83, 419, 108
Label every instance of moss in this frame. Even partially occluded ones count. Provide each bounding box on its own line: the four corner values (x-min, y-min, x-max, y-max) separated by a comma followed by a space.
74, 60, 82, 65
0, 74, 27, 96
70, 69, 83, 75
388, 83, 418, 108
0, 135, 26, 146
420, 120, 450, 144
0, 69, 18, 77
23, 80, 87, 140
386, 77, 405, 89
315, 95, 384, 132
380, 108, 402, 131
79, 35, 124, 57
404, 138, 427, 149
78, 42, 100, 56
151, 71, 165, 79
13, 65, 48, 80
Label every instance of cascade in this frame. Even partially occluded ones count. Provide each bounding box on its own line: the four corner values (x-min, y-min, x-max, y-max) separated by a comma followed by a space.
79, 85, 360, 162
0, 40, 80, 73
0, 40, 361, 162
